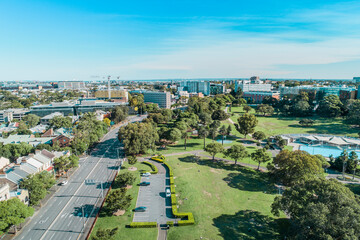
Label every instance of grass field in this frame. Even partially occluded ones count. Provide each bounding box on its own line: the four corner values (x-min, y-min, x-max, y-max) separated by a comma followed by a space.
166, 154, 287, 240
89, 162, 158, 240
228, 106, 359, 138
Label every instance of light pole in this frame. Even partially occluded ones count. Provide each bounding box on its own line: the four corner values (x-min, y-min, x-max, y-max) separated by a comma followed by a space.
82, 206, 85, 231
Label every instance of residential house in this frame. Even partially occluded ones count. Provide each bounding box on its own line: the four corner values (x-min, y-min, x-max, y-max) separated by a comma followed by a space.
0, 184, 10, 201
52, 135, 72, 148
0, 157, 10, 170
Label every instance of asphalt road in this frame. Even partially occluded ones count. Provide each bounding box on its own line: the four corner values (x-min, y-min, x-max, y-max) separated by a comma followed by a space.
15, 115, 146, 240
133, 160, 174, 224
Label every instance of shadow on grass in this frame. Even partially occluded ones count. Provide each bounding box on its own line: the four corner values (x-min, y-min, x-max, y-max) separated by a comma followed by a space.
177, 156, 275, 193
223, 172, 276, 193
156, 142, 202, 152
213, 210, 289, 240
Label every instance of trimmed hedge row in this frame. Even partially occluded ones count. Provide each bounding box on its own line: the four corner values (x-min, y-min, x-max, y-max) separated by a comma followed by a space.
128, 222, 157, 228
166, 221, 174, 227
142, 161, 158, 174
163, 162, 173, 177
150, 155, 165, 163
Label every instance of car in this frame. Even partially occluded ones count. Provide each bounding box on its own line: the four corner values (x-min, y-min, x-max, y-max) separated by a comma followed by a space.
134, 207, 147, 212
166, 188, 171, 197
139, 181, 150, 186
60, 180, 68, 186
141, 172, 151, 177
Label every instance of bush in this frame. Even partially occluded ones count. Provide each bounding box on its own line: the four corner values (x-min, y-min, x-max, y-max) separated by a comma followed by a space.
169, 177, 175, 185
128, 222, 157, 228
163, 162, 173, 177
166, 221, 174, 227
127, 155, 137, 165
142, 161, 158, 174
171, 193, 177, 205
150, 157, 164, 163
170, 184, 176, 194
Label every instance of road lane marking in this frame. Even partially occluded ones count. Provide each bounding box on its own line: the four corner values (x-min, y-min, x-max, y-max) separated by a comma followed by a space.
39, 139, 119, 240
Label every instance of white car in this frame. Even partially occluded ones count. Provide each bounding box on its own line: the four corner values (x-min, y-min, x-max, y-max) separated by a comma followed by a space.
141, 172, 151, 177
60, 180, 68, 186
166, 188, 171, 197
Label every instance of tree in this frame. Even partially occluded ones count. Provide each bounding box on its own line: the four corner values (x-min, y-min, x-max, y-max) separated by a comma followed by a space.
299, 118, 315, 127
91, 227, 119, 240
49, 116, 72, 129
268, 150, 323, 186
0, 198, 34, 234
103, 118, 111, 127
234, 113, 258, 138
272, 178, 360, 240
127, 155, 137, 165
292, 100, 312, 117
252, 131, 266, 142
22, 114, 40, 128
198, 126, 209, 149
211, 110, 229, 121
219, 125, 228, 145
116, 172, 136, 187
53, 156, 70, 175
198, 112, 212, 126
224, 144, 248, 165
17, 121, 31, 135
167, 128, 182, 143
349, 151, 359, 181
105, 188, 132, 213
209, 120, 220, 140
118, 122, 159, 155
345, 99, 360, 126
243, 105, 252, 113
317, 95, 343, 117
20, 171, 56, 205
205, 142, 224, 161
111, 106, 128, 124
251, 148, 271, 170
256, 104, 274, 116
226, 125, 232, 137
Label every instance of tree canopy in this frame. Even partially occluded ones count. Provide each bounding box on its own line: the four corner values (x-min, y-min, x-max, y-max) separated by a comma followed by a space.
272, 178, 360, 240
234, 113, 258, 138
205, 142, 224, 161
224, 144, 248, 165
268, 150, 323, 186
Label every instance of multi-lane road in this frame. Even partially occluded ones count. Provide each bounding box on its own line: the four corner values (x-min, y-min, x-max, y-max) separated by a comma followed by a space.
15, 115, 145, 240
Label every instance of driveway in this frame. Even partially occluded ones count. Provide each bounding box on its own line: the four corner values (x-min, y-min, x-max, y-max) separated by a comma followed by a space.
133, 160, 175, 224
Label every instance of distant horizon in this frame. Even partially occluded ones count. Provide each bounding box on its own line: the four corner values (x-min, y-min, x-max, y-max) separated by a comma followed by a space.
0, 77, 357, 83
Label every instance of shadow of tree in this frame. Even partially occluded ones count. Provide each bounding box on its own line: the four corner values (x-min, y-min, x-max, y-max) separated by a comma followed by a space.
223, 172, 276, 193
213, 210, 289, 240
177, 156, 276, 193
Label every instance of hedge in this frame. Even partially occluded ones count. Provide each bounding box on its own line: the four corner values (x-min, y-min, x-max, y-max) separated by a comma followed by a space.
171, 193, 177, 205
170, 184, 176, 194
169, 177, 175, 185
163, 162, 173, 177
150, 155, 165, 163
142, 161, 158, 174
166, 221, 174, 227
128, 222, 157, 228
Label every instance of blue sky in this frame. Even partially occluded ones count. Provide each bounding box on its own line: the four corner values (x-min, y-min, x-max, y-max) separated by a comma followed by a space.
0, 0, 359, 81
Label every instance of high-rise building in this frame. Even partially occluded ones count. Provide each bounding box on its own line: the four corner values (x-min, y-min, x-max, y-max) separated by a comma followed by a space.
179, 81, 210, 95
143, 91, 171, 109
235, 80, 271, 92
354, 77, 360, 84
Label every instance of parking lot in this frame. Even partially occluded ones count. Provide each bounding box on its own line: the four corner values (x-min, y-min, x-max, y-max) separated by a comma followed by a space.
133, 162, 174, 224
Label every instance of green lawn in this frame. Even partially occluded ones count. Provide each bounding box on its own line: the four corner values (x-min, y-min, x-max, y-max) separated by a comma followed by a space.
166, 154, 287, 240
228, 106, 358, 138
89, 162, 158, 240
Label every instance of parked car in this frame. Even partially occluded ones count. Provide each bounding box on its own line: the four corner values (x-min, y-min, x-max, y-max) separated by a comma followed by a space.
134, 207, 147, 212
60, 180, 68, 186
141, 172, 151, 177
139, 182, 150, 186
166, 188, 171, 197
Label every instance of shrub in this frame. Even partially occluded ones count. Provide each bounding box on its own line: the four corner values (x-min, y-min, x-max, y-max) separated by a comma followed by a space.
169, 177, 175, 185
166, 221, 174, 227
170, 184, 176, 194
142, 161, 158, 174
171, 193, 177, 205
128, 222, 157, 228
163, 162, 173, 177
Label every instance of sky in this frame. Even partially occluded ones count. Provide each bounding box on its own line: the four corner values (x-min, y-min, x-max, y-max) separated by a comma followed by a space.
0, 0, 360, 81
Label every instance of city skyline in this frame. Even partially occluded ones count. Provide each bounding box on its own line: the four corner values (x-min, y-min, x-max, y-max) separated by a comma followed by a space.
1, 0, 360, 81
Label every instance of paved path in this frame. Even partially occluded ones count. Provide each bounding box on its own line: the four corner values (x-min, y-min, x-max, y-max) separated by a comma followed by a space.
133, 159, 176, 224
224, 107, 235, 124
157, 226, 168, 240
